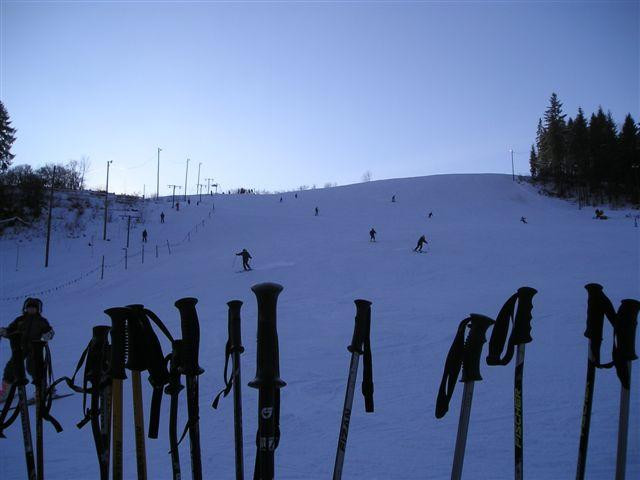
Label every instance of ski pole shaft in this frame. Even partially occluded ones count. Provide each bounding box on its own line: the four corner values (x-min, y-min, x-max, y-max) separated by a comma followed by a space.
167, 339, 184, 480
111, 380, 124, 480
228, 300, 245, 480
615, 362, 631, 480
576, 347, 595, 480
332, 351, 360, 480
451, 381, 474, 480
514, 344, 525, 480
31, 340, 47, 480
132, 371, 147, 480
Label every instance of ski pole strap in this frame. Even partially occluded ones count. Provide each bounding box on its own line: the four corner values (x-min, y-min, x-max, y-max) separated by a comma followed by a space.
487, 287, 537, 366
0, 384, 20, 437
436, 318, 470, 419
350, 299, 374, 413
612, 299, 640, 389
31, 340, 63, 433
584, 283, 616, 368
213, 300, 245, 409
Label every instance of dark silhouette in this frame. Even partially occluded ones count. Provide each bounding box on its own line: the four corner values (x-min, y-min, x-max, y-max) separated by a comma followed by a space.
369, 228, 377, 242
142, 229, 148, 243
315, 207, 319, 216
391, 195, 396, 203
0, 298, 54, 399
428, 212, 433, 218
594, 209, 608, 220
520, 216, 528, 224
176, 202, 180, 211
160, 212, 165, 223
187, 199, 191, 205
236, 249, 252, 271
279, 197, 283, 203
295, 193, 298, 199
413, 235, 428, 252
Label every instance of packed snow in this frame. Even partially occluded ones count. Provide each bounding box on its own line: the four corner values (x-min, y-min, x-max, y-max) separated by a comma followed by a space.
0, 174, 638, 479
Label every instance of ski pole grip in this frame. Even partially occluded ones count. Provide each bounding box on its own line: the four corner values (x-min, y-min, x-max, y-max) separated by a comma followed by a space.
248, 282, 286, 389
165, 339, 184, 395
104, 307, 129, 380
227, 300, 244, 353
617, 299, 640, 361
511, 286, 537, 345
30, 340, 47, 385
175, 297, 204, 376
584, 283, 611, 341
461, 314, 495, 382
125, 305, 148, 372
8, 333, 28, 386
349, 299, 372, 354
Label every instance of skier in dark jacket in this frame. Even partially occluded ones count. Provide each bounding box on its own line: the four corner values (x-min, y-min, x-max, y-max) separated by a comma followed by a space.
413, 235, 428, 252
369, 228, 377, 242
315, 207, 319, 216
142, 229, 148, 243
0, 298, 54, 400
160, 212, 165, 223
236, 249, 252, 271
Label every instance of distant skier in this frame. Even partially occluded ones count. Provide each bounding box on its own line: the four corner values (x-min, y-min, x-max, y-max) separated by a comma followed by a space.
594, 209, 608, 220
160, 212, 165, 223
413, 235, 428, 252
428, 212, 433, 218
369, 228, 377, 242
392, 195, 396, 203
176, 202, 180, 211
295, 193, 298, 199
187, 199, 191, 205
142, 229, 148, 243
0, 298, 55, 402
520, 216, 527, 224
315, 207, 319, 216
279, 197, 283, 203
236, 249, 252, 271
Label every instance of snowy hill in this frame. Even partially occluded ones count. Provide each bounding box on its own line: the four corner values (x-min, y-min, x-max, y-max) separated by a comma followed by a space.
0, 174, 638, 479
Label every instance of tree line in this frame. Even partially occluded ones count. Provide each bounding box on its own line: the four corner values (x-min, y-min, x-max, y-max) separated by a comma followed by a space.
530, 93, 639, 206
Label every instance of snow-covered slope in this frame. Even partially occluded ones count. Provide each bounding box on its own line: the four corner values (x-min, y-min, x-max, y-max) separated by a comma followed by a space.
0, 174, 638, 479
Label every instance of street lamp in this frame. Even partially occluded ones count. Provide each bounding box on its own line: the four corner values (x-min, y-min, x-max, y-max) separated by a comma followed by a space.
103, 160, 113, 240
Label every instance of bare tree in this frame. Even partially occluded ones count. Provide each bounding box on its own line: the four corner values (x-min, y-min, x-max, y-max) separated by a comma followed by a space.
79, 155, 90, 190
362, 170, 372, 182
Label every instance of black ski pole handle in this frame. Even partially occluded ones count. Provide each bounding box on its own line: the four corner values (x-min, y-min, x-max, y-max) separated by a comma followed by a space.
125, 305, 148, 372
104, 307, 130, 380
461, 314, 495, 383
511, 286, 538, 345
616, 299, 639, 362
31, 340, 47, 386
584, 283, 616, 367
165, 340, 184, 395
175, 298, 204, 376
349, 300, 372, 354
248, 282, 286, 389
228, 300, 245, 354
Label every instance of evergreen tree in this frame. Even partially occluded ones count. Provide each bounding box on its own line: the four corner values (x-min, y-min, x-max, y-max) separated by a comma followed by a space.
529, 145, 538, 177
535, 118, 548, 179
542, 93, 567, 193
618, 114, 639, 202
567, 108, 589, 180
0, 101, 17, 172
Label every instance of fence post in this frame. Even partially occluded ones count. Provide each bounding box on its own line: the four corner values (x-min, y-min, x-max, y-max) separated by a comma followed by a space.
166, 239, 171, 254
101, 255, 105, 280
123, 248, 128, 270
156, 245, 159, 258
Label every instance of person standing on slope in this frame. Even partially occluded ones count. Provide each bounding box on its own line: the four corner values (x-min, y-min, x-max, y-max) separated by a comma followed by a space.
369, 228, 377, 242
142, 229, 148, 243
236, 248, 253, 271
0, 298, 55, 401
315, 207, 319, 216
413, 235, 428, 252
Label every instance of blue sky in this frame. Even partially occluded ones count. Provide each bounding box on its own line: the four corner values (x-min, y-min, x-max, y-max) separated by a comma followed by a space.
1, 1, 638, 194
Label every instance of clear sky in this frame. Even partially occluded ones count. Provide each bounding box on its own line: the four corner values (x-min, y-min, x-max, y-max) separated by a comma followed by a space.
1, 1, 638, 194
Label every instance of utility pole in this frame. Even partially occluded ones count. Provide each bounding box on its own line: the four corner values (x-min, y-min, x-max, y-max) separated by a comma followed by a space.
205, 178, 214, 195
184, 158, 190, 201
143, 184, 146, 200
198, 183, 205, 203
197, 162, 202, 202
119, 214, 139, 248
103, 160, 113, 241
157, 147, 162, 200
213, 183, 218, 194
44, 166, 56, 267
168, 184, 181, 208
510, 149, 515, 181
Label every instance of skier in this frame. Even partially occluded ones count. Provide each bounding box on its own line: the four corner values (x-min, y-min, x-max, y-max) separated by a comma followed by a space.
187, 199, 191, 205
392, 195, 396, 203
413, 235, 428, 252
142, 229, 148, 243
295, 193, 298, 199
369, 228, 377, 242
176, 202, 180, 211
0, 298, 55, 402
279, 197, 283, 203
236, 248, 252, 271
315, 207, 319, 216
520, 216, 527, 224
160, 212, 165, 223
428, 212, 433, 218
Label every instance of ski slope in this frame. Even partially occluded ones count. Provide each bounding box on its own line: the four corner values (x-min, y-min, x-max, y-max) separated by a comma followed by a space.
0, 173, 638, 479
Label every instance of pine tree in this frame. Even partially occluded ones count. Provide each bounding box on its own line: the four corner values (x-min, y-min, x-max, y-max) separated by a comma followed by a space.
535, 118, 549, 179
542, 93, 567, 193
618, 114, 639, 203
0, 101, 17, 172
529, 145, 538, 178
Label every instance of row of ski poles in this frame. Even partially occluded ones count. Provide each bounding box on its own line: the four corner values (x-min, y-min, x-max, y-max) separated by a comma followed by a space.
0, 282, 375, 480
436, 284, 639, 480
1, 282, 636, 480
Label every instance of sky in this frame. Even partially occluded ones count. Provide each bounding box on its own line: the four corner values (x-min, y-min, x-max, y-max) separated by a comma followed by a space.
0, 0, 638, 194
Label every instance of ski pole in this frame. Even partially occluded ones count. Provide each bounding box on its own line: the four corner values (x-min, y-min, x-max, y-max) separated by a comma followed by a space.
104, 307, 129, 480
125, 307, 149, 480
613, 299, 639, 480
8, 333, 37, 480
332, 299, 374, 480
486, 287, 537, 480
436, 313, 494, 480
248, 283, 286, 480
31, 340, 47, 480
576, 283, 616, 480
175, 297, 205, 480
166, 339, 185, 480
